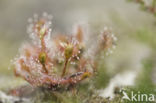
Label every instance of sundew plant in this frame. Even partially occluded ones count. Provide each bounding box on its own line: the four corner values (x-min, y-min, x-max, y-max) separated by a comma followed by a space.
13, 13, 116, 90
1, 0, 156, 103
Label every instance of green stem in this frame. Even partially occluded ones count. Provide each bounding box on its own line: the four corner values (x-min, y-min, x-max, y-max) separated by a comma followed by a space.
61, 59, 69, 77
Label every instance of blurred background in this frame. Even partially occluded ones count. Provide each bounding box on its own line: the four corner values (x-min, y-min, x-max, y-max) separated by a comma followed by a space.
0, 0, 156, 102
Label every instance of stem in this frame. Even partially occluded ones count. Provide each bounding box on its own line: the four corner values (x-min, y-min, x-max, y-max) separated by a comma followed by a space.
43, 64, 48, 74
61, 59, 69, 77
41, 39, 46, 51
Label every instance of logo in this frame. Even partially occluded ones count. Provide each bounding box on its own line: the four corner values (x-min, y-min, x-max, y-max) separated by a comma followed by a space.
122, 91, 155, 102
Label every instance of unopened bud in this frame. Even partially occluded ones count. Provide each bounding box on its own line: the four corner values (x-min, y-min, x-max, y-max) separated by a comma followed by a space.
81, 72, 91, 80
39, 27, 46, 39
39, 52, 46, 64
64, 44, 73, 59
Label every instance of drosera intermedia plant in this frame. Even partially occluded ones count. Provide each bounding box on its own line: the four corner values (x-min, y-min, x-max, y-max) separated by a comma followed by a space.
12, 13, 117, 90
